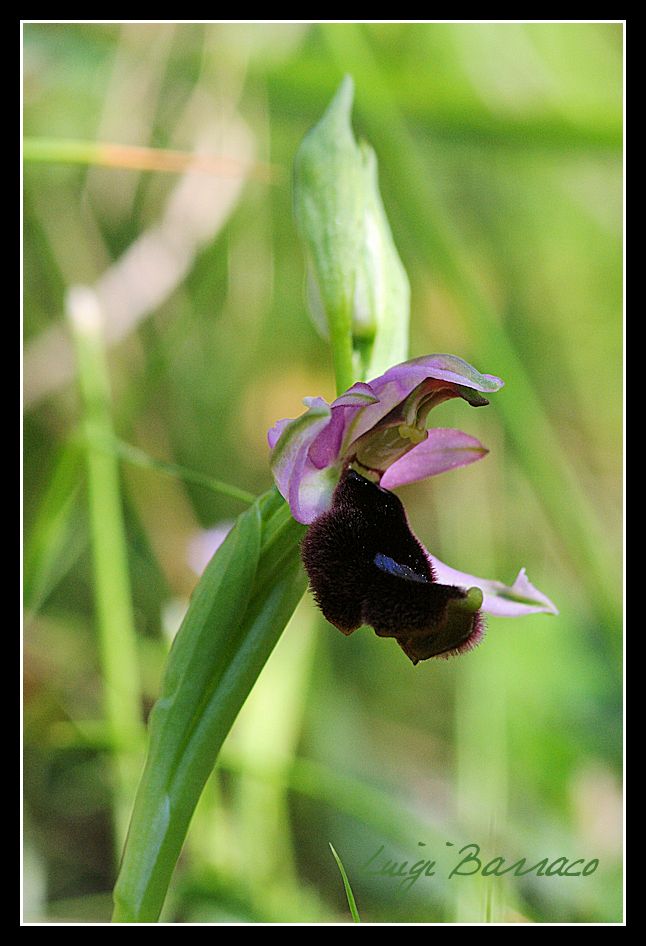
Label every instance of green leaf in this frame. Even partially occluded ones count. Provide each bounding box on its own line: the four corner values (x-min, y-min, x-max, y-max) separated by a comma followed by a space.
329, 842, 361, 923
112, 489, 307, 922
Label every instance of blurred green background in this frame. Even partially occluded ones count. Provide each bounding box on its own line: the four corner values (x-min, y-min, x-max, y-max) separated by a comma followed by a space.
23, 22, 623, 923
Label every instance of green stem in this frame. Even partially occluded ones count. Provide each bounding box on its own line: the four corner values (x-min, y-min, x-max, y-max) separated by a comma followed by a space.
23, 136, 276, 181
68, 287, 145, 853
329, 302, 356, 396
24, 137, 112, 166
110, 439, 256, 505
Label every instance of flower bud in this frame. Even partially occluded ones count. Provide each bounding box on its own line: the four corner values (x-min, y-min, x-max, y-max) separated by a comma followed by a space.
293, 75, 410, 378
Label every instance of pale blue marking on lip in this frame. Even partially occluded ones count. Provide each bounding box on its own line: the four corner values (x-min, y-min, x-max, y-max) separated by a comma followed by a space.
374, 553, 429, 584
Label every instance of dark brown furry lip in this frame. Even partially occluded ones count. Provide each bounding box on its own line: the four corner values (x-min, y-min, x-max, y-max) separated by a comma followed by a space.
300, 468, 485, 664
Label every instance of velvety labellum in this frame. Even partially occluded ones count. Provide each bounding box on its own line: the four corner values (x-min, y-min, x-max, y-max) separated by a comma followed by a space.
300, 469, 484, 664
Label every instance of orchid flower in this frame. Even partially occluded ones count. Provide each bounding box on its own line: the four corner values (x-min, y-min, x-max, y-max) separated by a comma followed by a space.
268, 353, 557, 664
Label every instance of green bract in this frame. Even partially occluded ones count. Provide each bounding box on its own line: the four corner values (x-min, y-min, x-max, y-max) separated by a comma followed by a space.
293, 75, 410, 384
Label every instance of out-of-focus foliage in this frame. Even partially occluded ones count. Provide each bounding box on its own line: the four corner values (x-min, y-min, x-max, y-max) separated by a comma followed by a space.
23, 22, 622, 924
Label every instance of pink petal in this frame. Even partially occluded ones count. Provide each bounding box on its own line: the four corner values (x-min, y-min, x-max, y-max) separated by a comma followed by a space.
332, 381, 379, 407
308, 384, 380, 468
269, 397, 334, 522
307, 406, 349, 469
291, 462, 343, 524
380, 428, 488, 489
365, 356, 504, 422
267, 417, 292, 449
427, 555, 559, 617
375, 353, 504, 396
341, 354, 504, 448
